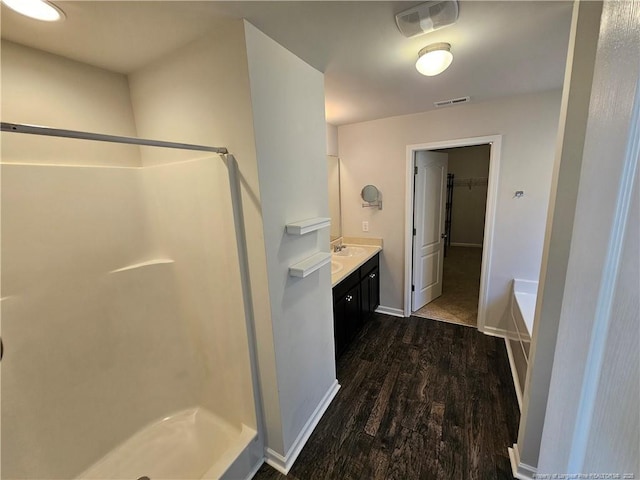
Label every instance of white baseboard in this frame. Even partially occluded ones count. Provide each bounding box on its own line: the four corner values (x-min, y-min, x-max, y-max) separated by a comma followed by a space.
450, 242, 483, 248
264, 449, 287, 476
504, 337, 523, 411
375, 305, 405, 317
508, 444, 537, 480
265, 380, 340, 474
482, 324, 519, 341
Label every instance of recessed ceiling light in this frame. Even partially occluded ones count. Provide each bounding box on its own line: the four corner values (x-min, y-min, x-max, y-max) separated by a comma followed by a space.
416, 42, 453, 76
1, 0, 65, 22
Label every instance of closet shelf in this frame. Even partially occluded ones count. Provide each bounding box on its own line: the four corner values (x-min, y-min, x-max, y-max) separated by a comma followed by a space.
453, 177, 488, 189
289, 252, 331, 278
285, 217, 331, 235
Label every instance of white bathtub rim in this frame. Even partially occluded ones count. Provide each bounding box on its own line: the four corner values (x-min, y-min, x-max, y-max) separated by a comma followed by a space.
204, 423, 258, 479
76, 406, 255, 480
513, 279, 539, 296
513, 279, 539, 337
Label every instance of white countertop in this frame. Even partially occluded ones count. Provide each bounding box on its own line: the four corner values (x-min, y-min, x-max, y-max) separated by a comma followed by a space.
331, 244, 382, 287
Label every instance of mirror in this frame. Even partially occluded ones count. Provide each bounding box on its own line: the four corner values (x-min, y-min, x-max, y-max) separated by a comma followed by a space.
327, 155, 342, 241
361, 184, 382, 209
361, 185, 379, 203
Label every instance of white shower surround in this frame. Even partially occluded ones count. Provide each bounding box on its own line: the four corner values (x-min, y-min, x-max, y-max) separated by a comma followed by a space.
0, 158, 258, 479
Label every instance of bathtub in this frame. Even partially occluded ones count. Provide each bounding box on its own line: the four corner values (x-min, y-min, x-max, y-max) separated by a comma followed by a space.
505, 279, 538, 410
77, 408, 258, 480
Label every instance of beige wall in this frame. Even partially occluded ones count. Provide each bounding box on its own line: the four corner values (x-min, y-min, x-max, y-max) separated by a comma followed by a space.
441, 145, 490, 246
0, 41, 140, 166
338, 90, 562, 329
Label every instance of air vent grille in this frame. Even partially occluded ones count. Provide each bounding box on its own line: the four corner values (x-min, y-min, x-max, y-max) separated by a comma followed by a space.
434, 96, 470, 108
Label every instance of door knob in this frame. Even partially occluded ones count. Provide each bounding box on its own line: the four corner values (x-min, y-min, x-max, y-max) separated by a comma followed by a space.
441, 233, 447, 239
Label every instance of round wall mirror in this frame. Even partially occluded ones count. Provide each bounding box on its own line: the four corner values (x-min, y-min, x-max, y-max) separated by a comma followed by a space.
361, 185, 379, 203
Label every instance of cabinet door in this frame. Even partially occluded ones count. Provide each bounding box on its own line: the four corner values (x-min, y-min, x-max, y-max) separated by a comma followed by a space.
333, 284, 360, 357
361, 272, 371, 324
368, 267, 380, 314
361, 267, 380, 320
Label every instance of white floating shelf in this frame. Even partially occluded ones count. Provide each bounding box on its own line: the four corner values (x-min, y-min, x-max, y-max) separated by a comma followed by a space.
109, 259, 174, 274
286, 217, 331, 235
289, 252, 332, 278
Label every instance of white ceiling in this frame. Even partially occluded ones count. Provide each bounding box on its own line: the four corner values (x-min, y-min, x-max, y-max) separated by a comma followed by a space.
0, 1, 573, 126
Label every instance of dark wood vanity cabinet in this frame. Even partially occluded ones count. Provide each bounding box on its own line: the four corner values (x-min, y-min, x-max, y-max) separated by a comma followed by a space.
332, 253, 380, 358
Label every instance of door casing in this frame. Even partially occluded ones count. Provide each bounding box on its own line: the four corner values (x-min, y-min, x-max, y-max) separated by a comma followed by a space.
403, 134, 502, 335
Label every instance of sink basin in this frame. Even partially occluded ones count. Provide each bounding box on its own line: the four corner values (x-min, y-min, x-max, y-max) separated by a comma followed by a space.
331, 260, 344, 274
334, 246, 366, 257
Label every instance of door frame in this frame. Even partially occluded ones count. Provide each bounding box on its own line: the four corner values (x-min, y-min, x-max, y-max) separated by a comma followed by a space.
403, 134, 502, 334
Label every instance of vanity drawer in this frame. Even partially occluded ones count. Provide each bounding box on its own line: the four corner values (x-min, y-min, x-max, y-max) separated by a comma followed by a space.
359, 253, 379, 279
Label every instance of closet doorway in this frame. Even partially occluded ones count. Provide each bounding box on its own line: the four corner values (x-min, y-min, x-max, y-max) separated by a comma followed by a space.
403, 135, 501, 332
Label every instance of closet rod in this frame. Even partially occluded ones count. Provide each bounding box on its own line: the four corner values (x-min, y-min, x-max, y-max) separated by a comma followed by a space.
1, 122, 228, 155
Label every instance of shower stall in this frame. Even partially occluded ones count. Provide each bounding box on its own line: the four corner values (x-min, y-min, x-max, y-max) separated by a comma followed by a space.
0, 123, 262, 479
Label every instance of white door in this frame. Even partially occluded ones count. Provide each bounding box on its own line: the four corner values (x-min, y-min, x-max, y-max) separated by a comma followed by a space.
412, 151, 448, 312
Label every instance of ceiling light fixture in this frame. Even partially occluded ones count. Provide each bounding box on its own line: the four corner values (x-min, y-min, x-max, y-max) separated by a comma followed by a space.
416, 42, 453, 76
1, 0, 65, 22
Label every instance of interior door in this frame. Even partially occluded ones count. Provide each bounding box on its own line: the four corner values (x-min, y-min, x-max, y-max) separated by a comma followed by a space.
412, 151, 448, 311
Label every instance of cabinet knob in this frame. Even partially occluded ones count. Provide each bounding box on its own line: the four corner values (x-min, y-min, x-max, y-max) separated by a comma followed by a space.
346, 295, 353, 302
369, 273, 376, 279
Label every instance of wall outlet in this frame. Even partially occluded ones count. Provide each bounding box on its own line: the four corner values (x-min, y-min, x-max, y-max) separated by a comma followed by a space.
362, 221, 369, 232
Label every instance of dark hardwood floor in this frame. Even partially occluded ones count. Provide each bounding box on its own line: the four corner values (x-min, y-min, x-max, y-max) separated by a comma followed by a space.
253, 314, 519, 480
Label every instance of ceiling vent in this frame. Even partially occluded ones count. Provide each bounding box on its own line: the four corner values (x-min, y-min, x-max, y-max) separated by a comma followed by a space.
395, 1, 459, 38
434, 96, 470, 108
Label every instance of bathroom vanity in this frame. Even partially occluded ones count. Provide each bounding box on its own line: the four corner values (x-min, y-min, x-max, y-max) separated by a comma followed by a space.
331, 243, 381, 358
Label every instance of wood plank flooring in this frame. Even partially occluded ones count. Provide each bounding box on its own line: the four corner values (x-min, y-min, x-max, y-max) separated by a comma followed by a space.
252, 314, 519, 480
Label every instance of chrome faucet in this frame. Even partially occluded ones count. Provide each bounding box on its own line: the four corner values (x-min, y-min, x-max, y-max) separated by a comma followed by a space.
333, 244, 346, 253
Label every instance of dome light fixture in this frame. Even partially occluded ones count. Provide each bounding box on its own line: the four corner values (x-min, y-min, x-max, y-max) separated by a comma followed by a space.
416, 42, 453, 76
1, 0, 65, 22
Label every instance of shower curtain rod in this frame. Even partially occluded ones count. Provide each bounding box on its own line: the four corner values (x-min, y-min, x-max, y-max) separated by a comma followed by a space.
1, 122, 228, 155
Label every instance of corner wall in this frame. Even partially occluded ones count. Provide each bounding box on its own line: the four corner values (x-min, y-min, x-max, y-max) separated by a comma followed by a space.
338, 90, 563, 330
244, 21, 337, 462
